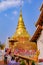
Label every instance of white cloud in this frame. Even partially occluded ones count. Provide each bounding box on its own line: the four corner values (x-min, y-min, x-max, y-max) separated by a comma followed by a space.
0, 0, 24, 11
13, 10, 18, 15
28, 0, 32, 4
0, 0, 32, 11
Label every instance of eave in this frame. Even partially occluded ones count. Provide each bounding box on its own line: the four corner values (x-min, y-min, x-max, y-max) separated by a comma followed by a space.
35, 11, 43, 27
30, 25, 42, 42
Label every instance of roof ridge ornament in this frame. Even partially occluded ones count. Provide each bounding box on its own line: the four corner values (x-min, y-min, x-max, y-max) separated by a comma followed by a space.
40, 3, 43, 11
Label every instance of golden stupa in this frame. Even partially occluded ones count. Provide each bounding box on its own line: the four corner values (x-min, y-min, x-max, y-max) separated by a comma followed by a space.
9, 10, 37, 50
11, 10, 30, 40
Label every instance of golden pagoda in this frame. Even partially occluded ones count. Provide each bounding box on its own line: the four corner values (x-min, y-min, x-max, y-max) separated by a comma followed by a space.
11, 10, 30, 41
9, 9, 37, 51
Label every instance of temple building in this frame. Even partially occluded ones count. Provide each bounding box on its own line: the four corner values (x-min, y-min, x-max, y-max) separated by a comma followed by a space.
5, 4, 43, 63
8, 9, 37, 57
30, 3, 43, 60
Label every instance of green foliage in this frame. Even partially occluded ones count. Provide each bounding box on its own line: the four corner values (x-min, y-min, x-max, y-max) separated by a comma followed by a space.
20, 60, 26, 65
32, 61, 35, 65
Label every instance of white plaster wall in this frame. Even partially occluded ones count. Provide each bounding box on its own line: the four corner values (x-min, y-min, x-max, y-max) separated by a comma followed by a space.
5, 38, 9, 48
37, 30, 43, 59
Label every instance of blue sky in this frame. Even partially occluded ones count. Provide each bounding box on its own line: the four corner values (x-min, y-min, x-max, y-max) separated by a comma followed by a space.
0, 0, 43, 43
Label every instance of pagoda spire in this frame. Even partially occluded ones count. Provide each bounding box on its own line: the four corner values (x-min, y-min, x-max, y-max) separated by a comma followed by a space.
11, 9, 30, 39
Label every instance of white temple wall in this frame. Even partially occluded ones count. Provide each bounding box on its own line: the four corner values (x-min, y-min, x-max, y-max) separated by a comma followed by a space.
5, 38, 9, 49
37, 30, 43, 59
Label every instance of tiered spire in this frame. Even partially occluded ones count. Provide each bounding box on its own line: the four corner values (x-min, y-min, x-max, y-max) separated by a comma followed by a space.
11, 10, 30, 39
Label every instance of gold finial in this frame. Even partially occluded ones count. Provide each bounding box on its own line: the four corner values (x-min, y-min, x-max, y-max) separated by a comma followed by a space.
20, 3, 22, 16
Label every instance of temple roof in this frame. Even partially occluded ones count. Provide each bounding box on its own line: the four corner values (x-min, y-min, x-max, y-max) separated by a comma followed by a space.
30, 3, 43, 42
35, 3, 43, 27
30, 25, 42, 42
40, 3, 43, 11
10, 10, 30, 40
